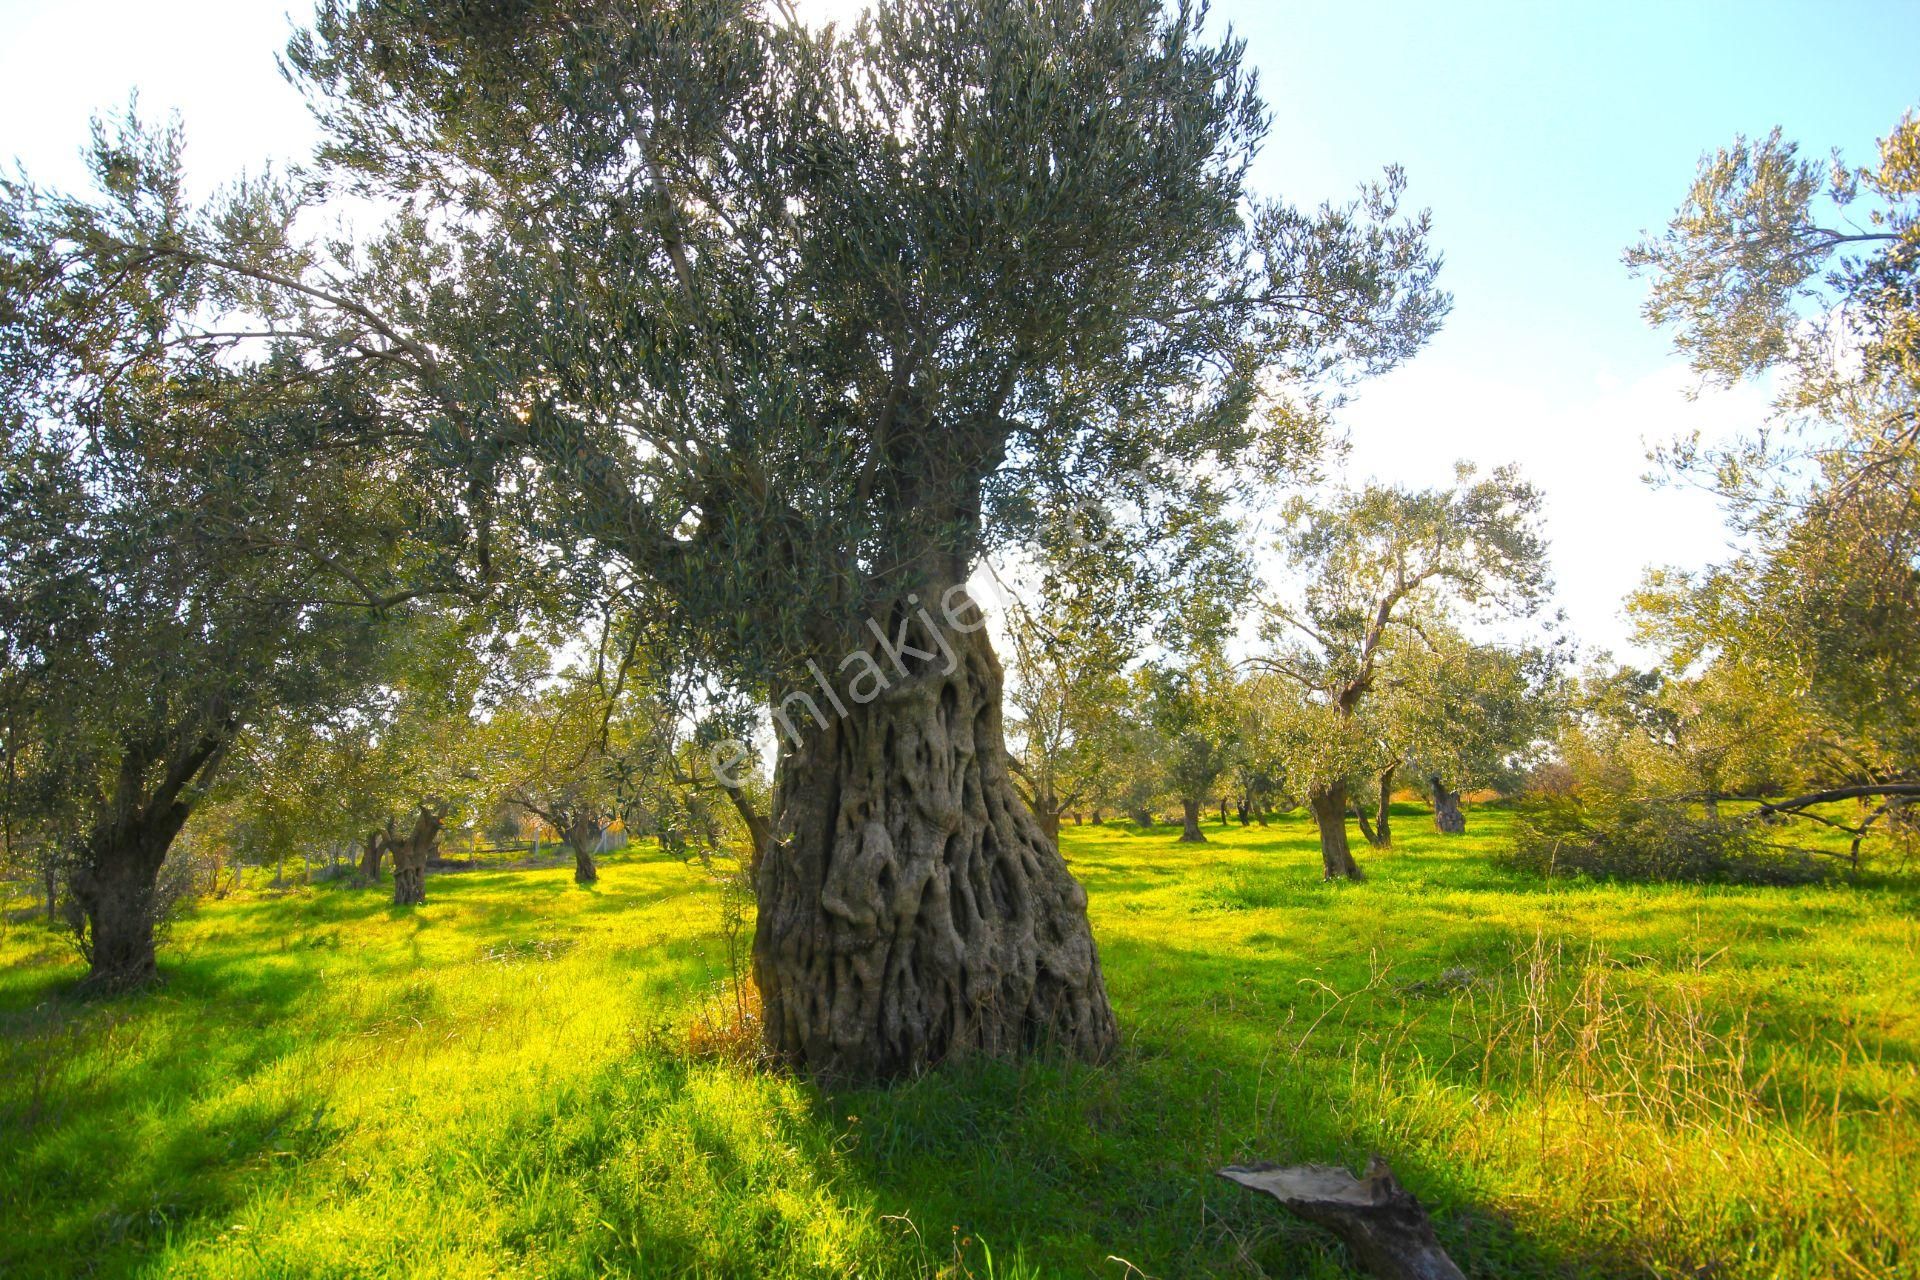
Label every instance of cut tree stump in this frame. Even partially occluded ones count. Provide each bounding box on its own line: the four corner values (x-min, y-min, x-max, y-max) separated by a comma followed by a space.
1218, 1157, 1465, 1280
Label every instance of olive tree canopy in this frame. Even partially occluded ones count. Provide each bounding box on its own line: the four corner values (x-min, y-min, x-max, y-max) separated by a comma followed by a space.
17, 0, 1449, 1072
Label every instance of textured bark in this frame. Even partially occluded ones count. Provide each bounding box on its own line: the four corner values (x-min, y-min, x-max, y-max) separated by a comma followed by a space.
389, 808, 441, 906
1375, 765, 1395, 849
69, 818, 179, 992
1178, 797, 1207, 843
69, 719, 229, 991
563, 816, 603, 885
358, 828, 385, 883
1219, 1158, 1465, 1280
1310, 783, 1363, 880
753, 607, 1117, 1079
1429, 777, 1465, 835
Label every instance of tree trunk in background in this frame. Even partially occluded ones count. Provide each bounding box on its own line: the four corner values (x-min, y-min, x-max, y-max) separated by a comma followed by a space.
1090, 807, 1103, 825
1430, 777, 1465, 835
390, 808, 441, 906
1237, 796, 1251, 826
753, 600, 1117, 1079
723, 786, 775, 877
1179, 798, 1207, 843
1130, 808, 1154, 827
44, 863, 57, 923
1352, 803, 1381, 848
1219, 798, 1230, 825
359, 828, 385, 883
1037, 806, 1062, 847
563, 817, 601, 885
1375, 764, 1395, 849
1310, 783, 1363, 880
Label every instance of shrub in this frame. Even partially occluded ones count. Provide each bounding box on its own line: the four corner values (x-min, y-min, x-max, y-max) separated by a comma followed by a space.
1502, 794, 1831, 886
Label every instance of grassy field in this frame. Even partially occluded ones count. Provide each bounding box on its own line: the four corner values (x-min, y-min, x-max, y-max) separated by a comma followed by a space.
3, 807, 1918, 1278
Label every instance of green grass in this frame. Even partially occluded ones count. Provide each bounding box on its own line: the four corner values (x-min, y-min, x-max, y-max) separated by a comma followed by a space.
3, 807, 1918, 1278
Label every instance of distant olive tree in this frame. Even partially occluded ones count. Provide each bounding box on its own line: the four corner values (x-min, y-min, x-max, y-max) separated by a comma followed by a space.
1253, 466, 1550, 878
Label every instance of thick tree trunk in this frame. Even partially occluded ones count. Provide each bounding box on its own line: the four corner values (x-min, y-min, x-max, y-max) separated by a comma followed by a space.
1179, 797, 1207, 843
70, 808, 188, 992
1309, 783, 1363, 881
563, 817, 602, 885
1130, 808, 1153, 827
1429, 777, 1465, 835
1090, 807, 1103, 825
753, 604, 1117, 1079
1376, 765, 1395, 849
69, 719, 231, 991
359, 829, 385, 883
390, 808, 441, 906
1237, 796, 1251, 826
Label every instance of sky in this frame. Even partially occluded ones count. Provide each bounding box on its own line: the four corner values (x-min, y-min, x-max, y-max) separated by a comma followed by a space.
2, 0, 1916, 658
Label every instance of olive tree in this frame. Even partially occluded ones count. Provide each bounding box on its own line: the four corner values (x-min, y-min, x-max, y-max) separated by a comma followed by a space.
1140, 653, 1241, 843
1254, 466, 1549, 878
37, 1, 1445, 1071
1004, 490, 1243, 841
1627, 109, 1920, 834
1399, 635, 1562, 834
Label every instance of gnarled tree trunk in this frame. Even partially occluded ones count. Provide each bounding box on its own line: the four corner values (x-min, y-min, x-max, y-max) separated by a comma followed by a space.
70, 813, 183, 992
1310, 782, 1363, 880
1429, 776, 1465, 835
563, 816, 602, 885
69, 719, 230, 991
1179, 797, 1207, 843
390, 807, 441, 906
753, 602, 1117, 1079
359, 828, 386, 883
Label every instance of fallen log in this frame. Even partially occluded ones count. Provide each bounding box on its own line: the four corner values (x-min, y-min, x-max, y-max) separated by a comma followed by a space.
1218, 1157, 1464, 1280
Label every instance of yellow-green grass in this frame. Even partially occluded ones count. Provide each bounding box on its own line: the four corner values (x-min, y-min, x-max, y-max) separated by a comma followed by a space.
3, 809, 1917, 1278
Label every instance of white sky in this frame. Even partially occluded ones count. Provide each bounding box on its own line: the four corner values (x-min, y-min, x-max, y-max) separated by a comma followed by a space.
1, 0, 1884, 663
